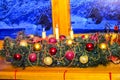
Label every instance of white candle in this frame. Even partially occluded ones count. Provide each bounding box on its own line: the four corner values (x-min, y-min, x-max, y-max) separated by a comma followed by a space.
42, 28, 46, 39
55, 24, 59, 40
70, 27, 74, 39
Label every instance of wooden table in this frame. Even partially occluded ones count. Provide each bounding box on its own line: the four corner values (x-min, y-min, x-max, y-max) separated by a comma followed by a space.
0, 56, 120, 80
0, 41, 120, 80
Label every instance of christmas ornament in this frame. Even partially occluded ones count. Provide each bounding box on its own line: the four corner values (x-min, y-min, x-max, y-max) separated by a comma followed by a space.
105, 34, 111, 42
44, 56, 53, 65
108, 55, 120, 64
10, 42, 14, 48
110, 33, 118, 45
59, 35, 66, 41
114, 25, 119, 33
49, 47, 57, 55
99, 43, 107, 50
90, 33, 99, 41
48, 37, 57, 44
81, 34, 89, 39
34, 43, 41, 51
29, 53, 37, 62
33, 36, 42, 43
20, 40, 28, 47
86, 43, 94, 51
65, 50, 75, 60
66, 39, 73, 45
81, 35, 85, 39
2, 30, 120, 68
14, 53, 22, 60
79, 55, 88, 64
117, 34, 120, 45
29, 34, 34, 38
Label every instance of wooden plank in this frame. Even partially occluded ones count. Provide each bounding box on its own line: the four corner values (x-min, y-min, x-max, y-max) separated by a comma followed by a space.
0, 60, 120, 80
51, 0, 71, 36
0, 40, 3, 50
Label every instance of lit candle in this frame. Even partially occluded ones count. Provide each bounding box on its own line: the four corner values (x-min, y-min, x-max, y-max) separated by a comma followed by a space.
42, 28, 46, 39
55, 24, 59, 40
70, 27, 74, 39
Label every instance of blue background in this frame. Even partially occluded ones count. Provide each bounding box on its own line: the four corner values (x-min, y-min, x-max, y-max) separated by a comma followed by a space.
0, 0, 120, 39
0, 0, 52, 39
70, 0, 120, 33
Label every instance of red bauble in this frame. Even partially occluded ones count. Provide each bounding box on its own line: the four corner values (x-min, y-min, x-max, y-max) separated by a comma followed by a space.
65, 50, 75, 60
14, 53, 22, 60
81, 35, 85, 39
49, 47, 57, 55
59, 35, 66, 41
48, 37, 57, 44
29, 53, 37, 62
86, 43, 94, 51
114, 26, 119, 31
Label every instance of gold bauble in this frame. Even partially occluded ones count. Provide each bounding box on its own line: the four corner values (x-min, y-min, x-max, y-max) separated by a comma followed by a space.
110, 33, 118, 45
79, 55, 88, 64
111, 33, 117, 40
29, 34, 34, 38
20, 40, 28, 47
84, 34, 89, 39
44, 57, 53, 65
66, 39, 73, 45
99, 43, 107, 50
34, 43, 41, 51
105, 34, 110, 41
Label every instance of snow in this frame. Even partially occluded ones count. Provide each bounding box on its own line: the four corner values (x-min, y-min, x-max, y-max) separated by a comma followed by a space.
0, 0, 120, 39
70, 0, 120, 33
0, 0, 52, 39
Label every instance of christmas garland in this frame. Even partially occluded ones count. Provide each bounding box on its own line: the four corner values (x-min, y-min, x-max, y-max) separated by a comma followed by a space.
0, 31, 120, 69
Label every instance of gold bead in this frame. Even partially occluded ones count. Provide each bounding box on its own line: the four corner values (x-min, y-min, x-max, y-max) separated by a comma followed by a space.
20, 40, 28, 47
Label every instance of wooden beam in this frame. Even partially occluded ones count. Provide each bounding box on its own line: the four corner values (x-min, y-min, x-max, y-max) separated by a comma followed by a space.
51, 0, 71, 36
